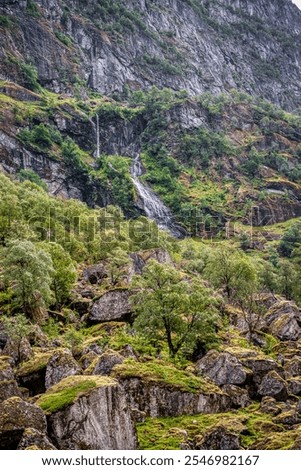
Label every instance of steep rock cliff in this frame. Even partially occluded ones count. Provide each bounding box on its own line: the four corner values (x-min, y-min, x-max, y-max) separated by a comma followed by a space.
1, 0, 301, 110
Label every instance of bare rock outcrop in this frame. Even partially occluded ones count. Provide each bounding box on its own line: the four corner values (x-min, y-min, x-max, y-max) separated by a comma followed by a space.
88, 289, 133, 323
196, 350, 250, 386
45, 349, 82, 389
38, 376, 137, 450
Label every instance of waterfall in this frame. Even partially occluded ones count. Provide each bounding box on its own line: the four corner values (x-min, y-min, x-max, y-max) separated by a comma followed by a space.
89, 114, 100, 159
96, 114, 100, 159
130, 155, 185, 239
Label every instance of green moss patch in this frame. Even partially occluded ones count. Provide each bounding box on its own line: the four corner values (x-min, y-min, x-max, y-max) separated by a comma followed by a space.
113, 358, 219, 394
137, 405, 283, 450
17, 351, 56, 377
37, 375, 117, 413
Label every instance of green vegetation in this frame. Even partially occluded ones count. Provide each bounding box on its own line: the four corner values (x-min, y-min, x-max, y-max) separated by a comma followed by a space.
1, 240, 54, 315
137, 406, 283, 450
37, 376, 116, 413
131, 259, 219, 358
55, 31, 73, 47
26, 0, 40, 17
113, 358, 215, 394
0, 15, 13, 28
142, 55, 182, 76
18, 169, 47, 191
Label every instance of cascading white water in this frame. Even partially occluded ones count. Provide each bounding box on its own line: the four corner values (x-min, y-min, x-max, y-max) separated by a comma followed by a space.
130, 155, 184, 238
95, 114, 100, 159
89, 114, 100, 159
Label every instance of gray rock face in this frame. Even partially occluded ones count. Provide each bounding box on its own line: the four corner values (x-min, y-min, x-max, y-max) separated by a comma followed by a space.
222, 385, 251, 409
0, 380, 21, 402
196, 426, 240, 450
0, 397, 47, 450
47, 379, 137, 450
89, 289, 133, 323
287, 377, 301, 396
265, 301, 301, 341
45, 349, 82, 389
196, 351, 248, 386
241, 357, 284, 387
89, 350, 124, 376
17, 428, 57, 450
118, 377, 231, 418
1, 0, 300, 110
284, 358, 301, 378
258, 371, 288, 401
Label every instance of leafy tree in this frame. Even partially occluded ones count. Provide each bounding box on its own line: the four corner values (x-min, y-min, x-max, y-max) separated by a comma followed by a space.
279, 223, 301, 257
106, 248, 129, 286
204, 246, 256, 299
1, 240, 54, 315
39, 242, 77, 306
277, 259, 296, 300
131, 260, 219, 358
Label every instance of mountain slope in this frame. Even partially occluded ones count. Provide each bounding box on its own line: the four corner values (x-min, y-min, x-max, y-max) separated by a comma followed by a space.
1, 0, 301, 110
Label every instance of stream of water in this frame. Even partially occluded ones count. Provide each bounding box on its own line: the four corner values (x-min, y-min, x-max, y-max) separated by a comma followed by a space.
130, 155, 184, 238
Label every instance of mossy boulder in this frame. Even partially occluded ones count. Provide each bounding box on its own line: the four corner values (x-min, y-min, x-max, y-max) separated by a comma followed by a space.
17, 428, 57, 450
113, 359, 231, 418
287, 377, 301, 395
0, 356, 14, 381
258, 371, 288, 401
196, 350, 250, 386
17, 350, 56, 396
88, 289, 133, 323
273, 410, 301, 426
0, 379, 21, 402
85, 350, 124, 376
0, 396, 47, 449
195, 424, 241, 450
45, 349, 82, 389
260, 397, 282, 415
222, 384, 251, 408
284, 357, 301, 378
37, 375, 137, 450
265, 301, 301, 341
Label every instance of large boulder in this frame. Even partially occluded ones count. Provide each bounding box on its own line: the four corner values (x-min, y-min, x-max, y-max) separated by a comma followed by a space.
113, 359, 231, 418
0, 397, 47, 449
265, 301, 301, 341
222, 385, 251, 408
86, 350, 124, 376
38, 376, 137, 450
45, 349, 82, 389
241, 356, 284, 388
258, 371, 288, 401
195, 425, 241, 450
196, 350, 249, 386
17, 350, 59, 396
88, 289, 133, 323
